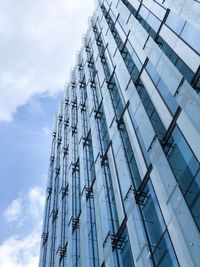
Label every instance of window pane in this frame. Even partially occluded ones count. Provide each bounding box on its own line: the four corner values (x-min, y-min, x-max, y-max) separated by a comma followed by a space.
166, 11, 185, 35
181, 22, 200, 54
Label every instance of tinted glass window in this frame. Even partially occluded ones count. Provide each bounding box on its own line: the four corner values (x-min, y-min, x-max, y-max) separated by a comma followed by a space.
164, 126, 200, 230
139, 5, 149, 20
142, 182, 179, 267
157, 79, 178, 114
181, 22, 200, 54
185, 170, 200, 229
146, 12, 160, 32
166, 11, 185, 35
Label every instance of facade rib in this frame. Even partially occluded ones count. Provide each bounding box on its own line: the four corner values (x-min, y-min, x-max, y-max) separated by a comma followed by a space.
39, 0, 200, 266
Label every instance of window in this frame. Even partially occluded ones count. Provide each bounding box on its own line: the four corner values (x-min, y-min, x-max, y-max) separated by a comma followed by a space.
165, 11, 185, 35
121, 228, 135, 266
140, 181, 179, 267
164, 126, 200, 230
146, 61, 178, 114
181, 22, 200, 54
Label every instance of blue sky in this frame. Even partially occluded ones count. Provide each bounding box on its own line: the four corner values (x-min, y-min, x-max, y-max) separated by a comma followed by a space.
0, 0, 94, 266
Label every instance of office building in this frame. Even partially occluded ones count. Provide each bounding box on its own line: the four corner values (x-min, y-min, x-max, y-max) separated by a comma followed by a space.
39, 0, 200, 266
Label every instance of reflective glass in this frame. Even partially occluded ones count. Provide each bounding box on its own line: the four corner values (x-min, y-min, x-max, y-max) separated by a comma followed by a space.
181, 22, 200, 54
164, 126, 200, 230
141, 181, 179, 267
146, 12, 161, 32
166, 11, 185, 35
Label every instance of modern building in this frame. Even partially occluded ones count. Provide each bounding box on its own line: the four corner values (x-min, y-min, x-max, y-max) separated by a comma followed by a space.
39, 0, 200, 266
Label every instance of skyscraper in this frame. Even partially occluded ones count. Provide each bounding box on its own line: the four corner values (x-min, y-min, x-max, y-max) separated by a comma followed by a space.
39, 0, 200, 266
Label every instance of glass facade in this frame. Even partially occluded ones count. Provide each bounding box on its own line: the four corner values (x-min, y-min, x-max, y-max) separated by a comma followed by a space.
39, 0, 200, 266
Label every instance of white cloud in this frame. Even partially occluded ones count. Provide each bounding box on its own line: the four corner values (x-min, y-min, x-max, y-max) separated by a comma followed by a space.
3, 199, 22, 223
0, 186, 45, 267
0, 232, 40, 267
28, 187, 45, 222
0, 0, 95, 121
4, 186, 45, 227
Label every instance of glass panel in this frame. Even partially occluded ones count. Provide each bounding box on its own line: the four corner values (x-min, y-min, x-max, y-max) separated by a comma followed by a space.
121, 228, 135, 266
141, 181, 179, 267
156, 79, 178, 114
139, 5, 149, 20
146, 12, 160, 32
146, 61, 178, 114
166, 11, 185, 35
136, 82, 166, 139
181, 22, 200, 54
185, 170, 200, 230
164, 126, 200, 230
